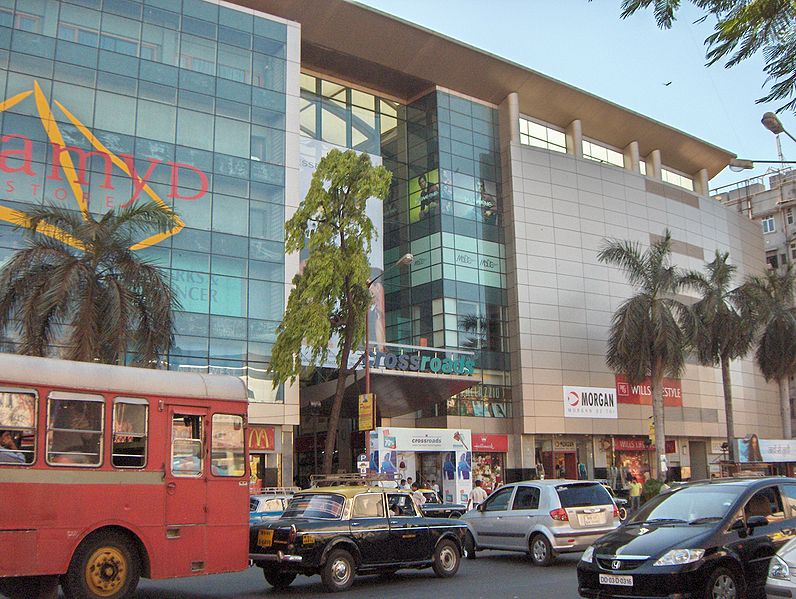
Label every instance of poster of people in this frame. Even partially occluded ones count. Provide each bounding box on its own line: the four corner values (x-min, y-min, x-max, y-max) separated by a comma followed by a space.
737, 435, 796, 463
298, 138, 386, 365
408, 169, 441, 223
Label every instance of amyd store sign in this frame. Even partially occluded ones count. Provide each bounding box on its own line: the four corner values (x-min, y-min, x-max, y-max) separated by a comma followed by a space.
0, 82, 209, 250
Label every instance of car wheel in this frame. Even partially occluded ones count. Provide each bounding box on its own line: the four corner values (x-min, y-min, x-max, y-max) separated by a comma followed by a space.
432, 539, 460, 578
321, 549, 355, 593
464, 531, 477, 560
62, 530, 140, 599
704, 567, 742, 599
619, 507, 628, 521
529, 534, 554, 567
263, 568, 297, 590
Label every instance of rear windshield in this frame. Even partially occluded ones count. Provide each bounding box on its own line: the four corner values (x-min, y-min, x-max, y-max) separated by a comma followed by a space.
283, 494, 345, 519
556, 483, 612, 508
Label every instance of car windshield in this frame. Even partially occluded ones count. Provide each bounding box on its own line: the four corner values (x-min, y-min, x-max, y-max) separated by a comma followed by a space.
283, 493, 345, 519
628, 486, 742, 525
556, 483, 612, 508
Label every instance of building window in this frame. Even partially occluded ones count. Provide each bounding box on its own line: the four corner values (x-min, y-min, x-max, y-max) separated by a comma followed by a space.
767, 253, 779, 269
762, 216, 776, 234
582, 139, 624, 168
639, 161, 647, 176
518, 117, 566, 153
791, 242, 796, 260
661, 168, 694, 191
788, 208, 794, 225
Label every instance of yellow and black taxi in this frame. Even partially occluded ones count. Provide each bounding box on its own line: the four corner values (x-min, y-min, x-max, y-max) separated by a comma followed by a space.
249, 485, 469, 592
578, 477, 796, 599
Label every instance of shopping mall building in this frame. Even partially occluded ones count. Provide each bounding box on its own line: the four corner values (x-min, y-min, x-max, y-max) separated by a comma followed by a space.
0, 0, 785, 490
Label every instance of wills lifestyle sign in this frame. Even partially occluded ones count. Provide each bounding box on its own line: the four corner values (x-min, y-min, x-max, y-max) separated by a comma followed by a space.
0, 82, 210, 250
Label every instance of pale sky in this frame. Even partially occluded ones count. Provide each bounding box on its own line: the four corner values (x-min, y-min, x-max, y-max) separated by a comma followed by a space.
357, 0, 792, 191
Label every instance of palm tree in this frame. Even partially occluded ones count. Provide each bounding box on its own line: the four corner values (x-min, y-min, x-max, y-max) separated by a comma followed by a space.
0, 201, 180, 366
597, 230, 689, 481
682, 251, 754, 463
740, 264, 796, 438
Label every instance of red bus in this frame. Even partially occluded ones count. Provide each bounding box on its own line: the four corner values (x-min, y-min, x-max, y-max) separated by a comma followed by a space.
0, 353, 251, 599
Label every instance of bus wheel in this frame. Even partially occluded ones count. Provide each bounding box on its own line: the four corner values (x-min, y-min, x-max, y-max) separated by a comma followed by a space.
63, 530, 140, 599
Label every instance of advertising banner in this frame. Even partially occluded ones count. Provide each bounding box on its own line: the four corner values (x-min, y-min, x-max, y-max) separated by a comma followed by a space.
615, 375, 683, 407
299, 138, 385, 367
472, 433, 508, 453
377, 427, 471, 453
358, 393, 375, 432
408, 168, 441, 223
563, 386, 617, 419
614, 437, 675, 453
737, 436, 796, 463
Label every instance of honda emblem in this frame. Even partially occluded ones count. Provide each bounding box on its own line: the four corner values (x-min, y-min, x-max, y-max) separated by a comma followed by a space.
612, 560, 622, 570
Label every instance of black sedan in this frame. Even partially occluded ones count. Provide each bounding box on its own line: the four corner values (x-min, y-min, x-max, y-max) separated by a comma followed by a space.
577, 477, 796, 599
419, 489, 467, 518
249, 485, 469, 592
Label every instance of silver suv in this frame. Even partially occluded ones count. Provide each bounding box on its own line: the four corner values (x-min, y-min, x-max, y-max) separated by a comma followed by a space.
460, 480, 619, 566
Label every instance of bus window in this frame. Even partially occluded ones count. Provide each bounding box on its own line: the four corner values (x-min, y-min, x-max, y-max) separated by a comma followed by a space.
0, 389, 36, 465
113, 398, 148, 468
172, 414, 203, 477
47, 393, 103, 466
211, 414, 245, 477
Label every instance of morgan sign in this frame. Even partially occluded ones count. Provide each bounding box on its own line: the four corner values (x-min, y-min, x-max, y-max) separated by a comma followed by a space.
563, 386, 618, 419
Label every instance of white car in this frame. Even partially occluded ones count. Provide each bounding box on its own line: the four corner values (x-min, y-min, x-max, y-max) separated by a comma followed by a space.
767, 536, 796, 598
460, 479, 620, 566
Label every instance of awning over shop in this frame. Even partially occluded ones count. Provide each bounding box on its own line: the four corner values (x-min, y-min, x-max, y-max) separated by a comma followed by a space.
300, 368, 477, 418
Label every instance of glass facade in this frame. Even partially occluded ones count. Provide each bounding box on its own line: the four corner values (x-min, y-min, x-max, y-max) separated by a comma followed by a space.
0, 0, 288, 402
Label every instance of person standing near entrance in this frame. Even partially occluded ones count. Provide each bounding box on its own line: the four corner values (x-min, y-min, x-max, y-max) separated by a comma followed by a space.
470, 479, 488, 507
628, 477, 643, 512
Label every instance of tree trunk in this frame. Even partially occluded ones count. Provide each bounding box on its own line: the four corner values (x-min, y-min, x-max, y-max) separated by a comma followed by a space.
720, 355, 737, 463
650, 361, 667, 483
322, 326, 354, 474
781, 377, 793, 440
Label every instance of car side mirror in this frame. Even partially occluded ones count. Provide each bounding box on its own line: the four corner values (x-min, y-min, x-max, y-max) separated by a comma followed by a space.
730, 519, 746, 532
746, 515, 769, 530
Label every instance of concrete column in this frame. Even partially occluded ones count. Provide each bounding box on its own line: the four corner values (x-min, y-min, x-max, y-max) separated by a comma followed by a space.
646, 149, 662, 180
566, 119, 583, 158
498, 92, 520, 150
693, 168, 709, 196
624, 141, 640, 173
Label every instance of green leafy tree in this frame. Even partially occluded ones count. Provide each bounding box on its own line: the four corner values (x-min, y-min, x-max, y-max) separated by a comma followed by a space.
269, 149, 391, 474
740, 264, 796, 438
598, 230, 689, 481
0, 201, 179, 365
617, 0, 796, 113
682, 251, 754, 462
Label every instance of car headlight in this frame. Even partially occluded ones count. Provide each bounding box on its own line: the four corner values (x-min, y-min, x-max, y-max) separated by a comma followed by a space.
581, 545, 595, 563
653, 549, 705, 566
769, 555, 791, 580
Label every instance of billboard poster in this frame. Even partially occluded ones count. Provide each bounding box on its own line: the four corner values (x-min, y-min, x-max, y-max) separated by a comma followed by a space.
358, 393, 375, 432
408, 168, 440, 223
615, 375, 683, 407
298, 138, 385, 367
737, 436, 796, 463
563, 386, 618, 419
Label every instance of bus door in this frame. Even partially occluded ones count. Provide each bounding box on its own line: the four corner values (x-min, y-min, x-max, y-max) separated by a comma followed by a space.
164, 408, 208, 575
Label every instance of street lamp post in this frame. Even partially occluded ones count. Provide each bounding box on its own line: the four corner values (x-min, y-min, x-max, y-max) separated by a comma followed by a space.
363, 252, 413, 418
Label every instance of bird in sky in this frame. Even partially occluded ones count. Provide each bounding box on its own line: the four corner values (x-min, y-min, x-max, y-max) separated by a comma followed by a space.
663, 81, 672, 86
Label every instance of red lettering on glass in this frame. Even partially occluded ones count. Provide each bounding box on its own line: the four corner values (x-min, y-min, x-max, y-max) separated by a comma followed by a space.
167, 161, 209, 201
0, 134, 36, 176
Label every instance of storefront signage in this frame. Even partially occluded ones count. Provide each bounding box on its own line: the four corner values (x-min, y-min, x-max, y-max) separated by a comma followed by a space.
563, 386, 617, 419
615, 375, 683, 407
377, 427, 471, 452
358, 393, 374, 432
472, 434, 508, 453
370, 351, 475, 375
737, 436, 796, 463
553, 439, 577, 452
0, 82, 213, 250
614, 437, 676, 453
248, 426, 275, 451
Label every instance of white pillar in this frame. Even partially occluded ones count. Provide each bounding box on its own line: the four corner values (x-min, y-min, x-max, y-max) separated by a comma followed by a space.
624, 141, 640, 174
646, 149, 662, 180
566, 119, 583, 158
693, 168, 709, 196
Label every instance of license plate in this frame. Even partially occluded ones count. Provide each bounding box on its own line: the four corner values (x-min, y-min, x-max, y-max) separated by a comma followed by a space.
257, 529, 274, 548
599, 574, 633, 587
580, 512, 602, 526
302, 534, 315, 545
